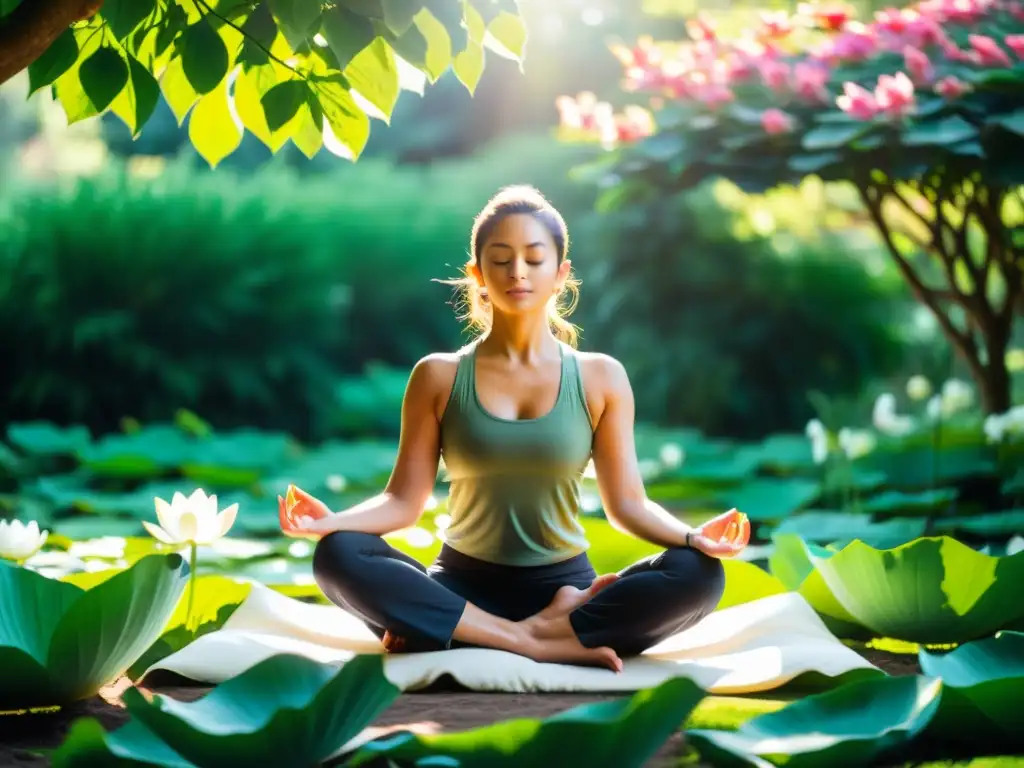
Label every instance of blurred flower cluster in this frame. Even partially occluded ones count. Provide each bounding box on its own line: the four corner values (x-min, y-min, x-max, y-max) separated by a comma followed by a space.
556, 0, 1024, 145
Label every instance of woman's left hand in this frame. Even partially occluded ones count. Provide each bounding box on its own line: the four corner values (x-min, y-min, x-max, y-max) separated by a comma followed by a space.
278, 486, 334, 539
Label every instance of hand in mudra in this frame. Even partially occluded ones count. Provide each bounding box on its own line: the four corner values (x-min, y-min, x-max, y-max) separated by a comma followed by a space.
689, 508, 750, 559
278, 485, 332, 539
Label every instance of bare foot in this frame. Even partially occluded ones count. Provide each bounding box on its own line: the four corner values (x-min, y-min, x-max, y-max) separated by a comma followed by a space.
519, 575, 623, 673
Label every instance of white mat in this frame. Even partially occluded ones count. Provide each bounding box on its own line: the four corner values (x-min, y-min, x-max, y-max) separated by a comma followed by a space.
142, 583, 877, 695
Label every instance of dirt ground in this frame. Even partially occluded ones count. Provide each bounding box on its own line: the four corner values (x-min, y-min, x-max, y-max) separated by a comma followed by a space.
0, 650, 920, 767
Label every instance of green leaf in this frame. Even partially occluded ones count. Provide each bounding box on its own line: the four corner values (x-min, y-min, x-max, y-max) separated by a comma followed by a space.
188, 78, 244, 167
992, 109, 1024, 137
413, 9, 452, 81
784, 536, 1024, 643
6, 422, 91, 456
79, 46, 130, 113
902, 115, 977, 146
159, 56, 200, 124
771, 512, 926, 549
27, 28, 79, 95
381, 0, 421, 35
689, 675, 943, 766
802, 123, 870, 151
52, 717, 192, 768
110, 53, 162, 137
261, 79, 308, 131
291, 97, 325, 158
638, 131, 686, 162
717, 478, 821, 522
177, 20, 230, 95
235, 65, 287, 150
348, 675, 706, 767
101, 0, 157, 40
0, 555, 186, 709
269, 0, 321, 50
319, 80, 371, 158
919, 631, 1024, 686
485, 9, 526, 61
918, 632, 1024, 750
47, 555, 187, 701
343, 37, 400, 122
789, 151, 841, 173
860, 488, 957, 517
934, 510, 1024, 537
453, 41, 484, 94
122, 654, 399, 766
320, 4, 377, 70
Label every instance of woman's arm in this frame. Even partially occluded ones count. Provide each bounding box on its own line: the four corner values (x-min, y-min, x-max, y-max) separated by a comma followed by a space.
588, 355, 746, 556
296, 355, 450, 536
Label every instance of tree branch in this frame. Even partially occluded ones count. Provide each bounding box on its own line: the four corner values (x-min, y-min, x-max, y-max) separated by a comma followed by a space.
0, 0, 103, 86
858, 182, 983, 372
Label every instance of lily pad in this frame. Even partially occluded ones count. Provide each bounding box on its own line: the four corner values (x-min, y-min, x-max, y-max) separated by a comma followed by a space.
934, 510, 1024, 538
770, 535, 1024, 643
0, 554, 187, 709
6, 422, 92, 456
860, 488, 958, 517
346, 675, 706, 768
771, 511, 926, 548
689, 674, 942, 767
716, 479, 821, 522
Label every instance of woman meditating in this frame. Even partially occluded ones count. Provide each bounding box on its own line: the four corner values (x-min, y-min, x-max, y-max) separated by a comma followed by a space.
278, 185, 750, 673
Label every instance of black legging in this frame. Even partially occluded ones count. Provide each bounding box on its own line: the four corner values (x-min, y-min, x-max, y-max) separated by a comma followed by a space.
312, 531, 726, 658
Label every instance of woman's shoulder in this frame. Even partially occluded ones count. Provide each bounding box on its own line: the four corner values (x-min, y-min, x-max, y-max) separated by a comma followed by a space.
570, 348, 630, 387
407, 346, 472, 400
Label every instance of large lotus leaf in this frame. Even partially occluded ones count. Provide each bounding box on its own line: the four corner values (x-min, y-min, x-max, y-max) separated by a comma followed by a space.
918, 632, 1024, 752
715, 479, 821, 522
935, 510, 1024, 538
346, 675, 706, 768
52, 718, 191, 768
808, 537, 1024, 644
0, 554, 186, 710
120, 653, 398, 766
860, 488, 958, 517
771, 511, 926, 548
688, 674, 942, 767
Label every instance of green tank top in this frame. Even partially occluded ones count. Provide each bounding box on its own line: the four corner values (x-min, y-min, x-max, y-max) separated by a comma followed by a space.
438, 341, 594, 566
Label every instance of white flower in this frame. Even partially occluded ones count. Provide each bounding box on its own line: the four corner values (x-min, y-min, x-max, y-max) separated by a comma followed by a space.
926, 395, 943, 420
941, 379, 974, 413
143, 489, 239, 547
906, 375, 932, 401
838, 428, 876, 460
872, 393, 915, 436
659, 443, 684, 468
0, 519, 49, 563
805, 419, 829, 464
984, 405, 1024, 444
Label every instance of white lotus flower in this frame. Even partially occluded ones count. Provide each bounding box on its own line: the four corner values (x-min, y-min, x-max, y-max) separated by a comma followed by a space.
838, 428, 876, 460
143, 489, 239, 547
984, 405, 1024, 444
805, 419, 829, 464
872, 393, 915, 436
0, 519, 49, 563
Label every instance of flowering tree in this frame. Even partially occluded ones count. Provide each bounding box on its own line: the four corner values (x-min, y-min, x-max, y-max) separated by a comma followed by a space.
557, 0, 1024, 414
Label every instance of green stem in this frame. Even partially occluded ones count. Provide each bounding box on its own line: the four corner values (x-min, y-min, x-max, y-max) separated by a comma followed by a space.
185, 543, 197, 635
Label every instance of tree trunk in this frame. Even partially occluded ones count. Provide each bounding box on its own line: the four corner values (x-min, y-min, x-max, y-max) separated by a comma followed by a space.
0, 0, 103, 86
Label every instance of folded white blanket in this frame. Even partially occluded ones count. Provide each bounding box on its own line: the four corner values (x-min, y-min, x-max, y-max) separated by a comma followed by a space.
142, 584, 878, 695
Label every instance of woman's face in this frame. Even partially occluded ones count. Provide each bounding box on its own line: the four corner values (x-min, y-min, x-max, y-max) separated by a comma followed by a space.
472, 213, 570, 318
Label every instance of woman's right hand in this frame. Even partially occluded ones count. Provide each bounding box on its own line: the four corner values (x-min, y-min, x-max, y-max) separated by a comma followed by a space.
278, 485, 332, 539
688, 508, 750, 559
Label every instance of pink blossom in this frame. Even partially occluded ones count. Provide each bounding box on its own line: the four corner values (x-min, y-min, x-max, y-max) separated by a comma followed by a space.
792, 62, 831, 102
837, 82, 879, 119
1004, 34, 1024, 59
800, 3, 853, 31
762, 108, 796, 134
875, 7, 917, 34
968, 34, 1013, 66
934, 75, 972, 98
875, 72, 916, 117
904, 45, 934, 84
831, 23, 879, 61
759, 59, 791, 91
